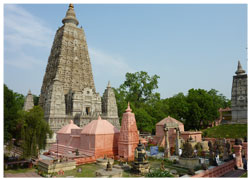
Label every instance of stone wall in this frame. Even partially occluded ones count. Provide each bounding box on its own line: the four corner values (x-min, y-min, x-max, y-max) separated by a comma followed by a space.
38, 160, 76, 174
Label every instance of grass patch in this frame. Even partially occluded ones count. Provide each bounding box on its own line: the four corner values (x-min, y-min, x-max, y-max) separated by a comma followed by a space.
241, 172, 247, 178
56, 163, 102, 177
4, 167, 36, 174
202, 124, 247, 139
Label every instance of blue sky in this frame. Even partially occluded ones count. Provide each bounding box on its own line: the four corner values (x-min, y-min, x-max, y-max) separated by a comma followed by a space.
4, 4, 247, 99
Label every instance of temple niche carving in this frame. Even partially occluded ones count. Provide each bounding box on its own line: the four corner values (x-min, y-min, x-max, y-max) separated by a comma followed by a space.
39, 4, 120, 137
231, 61, 248, 124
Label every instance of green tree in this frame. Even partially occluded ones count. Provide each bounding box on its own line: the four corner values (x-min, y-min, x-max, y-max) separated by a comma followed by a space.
134, 106, 155, 133
33, 95, 40, 106
165, 93, 189, 121
118, 71, 160, 106
115, 71, 160, 133
19, 106, 52, 158
4, 84, 25, 143
185, 88, 228, 130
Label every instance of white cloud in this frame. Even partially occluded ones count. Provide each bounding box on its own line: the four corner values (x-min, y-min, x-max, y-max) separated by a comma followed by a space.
89, 47, 136, 77
4, 4, 54, 70
4, 4, 53, 48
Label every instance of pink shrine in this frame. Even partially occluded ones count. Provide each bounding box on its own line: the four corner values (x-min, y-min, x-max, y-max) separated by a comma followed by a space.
118, 103, 139, 161
49, 103, 139, 163
153, 116, 202, 148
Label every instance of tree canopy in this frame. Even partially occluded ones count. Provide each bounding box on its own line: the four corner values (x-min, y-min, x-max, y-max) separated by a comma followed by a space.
4, 84, 52, 158
115, 71, 231, 133
19, 106, 52, 158
4, 84, 25, 143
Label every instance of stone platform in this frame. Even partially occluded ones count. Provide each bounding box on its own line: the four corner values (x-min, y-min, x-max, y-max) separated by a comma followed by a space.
95, 168, 123, 177
96, 158, 114, 166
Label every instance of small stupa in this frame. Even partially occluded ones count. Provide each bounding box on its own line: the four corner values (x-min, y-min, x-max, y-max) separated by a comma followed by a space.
132, 140, 150, 174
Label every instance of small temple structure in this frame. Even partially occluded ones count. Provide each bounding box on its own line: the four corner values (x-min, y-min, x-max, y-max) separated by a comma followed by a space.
23, 90, 34, 111
50, 116, 119, 159
153, 116, 202, 149
118, 103, 139, 161
80, 116, 119, 157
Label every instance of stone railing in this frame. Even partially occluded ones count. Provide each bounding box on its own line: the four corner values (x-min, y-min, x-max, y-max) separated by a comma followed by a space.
192, 159, 235, 177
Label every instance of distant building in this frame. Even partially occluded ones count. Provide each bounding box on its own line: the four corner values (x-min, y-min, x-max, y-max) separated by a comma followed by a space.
231, 61, 247, 124
23, 90, 34, 111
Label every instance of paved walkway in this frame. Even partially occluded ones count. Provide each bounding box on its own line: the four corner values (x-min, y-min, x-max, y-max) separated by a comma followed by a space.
4, 172, 41, 178
221, 169, 246, 177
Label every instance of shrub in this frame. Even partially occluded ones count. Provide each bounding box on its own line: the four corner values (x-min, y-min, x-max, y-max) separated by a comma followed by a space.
202, 131, 208, 137
181, 142, 194, 158
195, 142, 203, 151
194, 165, 202, 171
146, 169, 174, 177
158, 146, 165, 152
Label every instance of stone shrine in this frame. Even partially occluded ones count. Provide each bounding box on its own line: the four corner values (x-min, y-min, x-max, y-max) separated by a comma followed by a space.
39, 4, 120, 137
132, 140, 150, 174
153, 116, 202, 150
231, 61, 248, 124
23, 90, 34, 111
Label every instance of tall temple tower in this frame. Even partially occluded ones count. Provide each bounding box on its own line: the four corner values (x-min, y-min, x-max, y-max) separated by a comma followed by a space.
39, 4, 120, 137
231, 61, 248, 124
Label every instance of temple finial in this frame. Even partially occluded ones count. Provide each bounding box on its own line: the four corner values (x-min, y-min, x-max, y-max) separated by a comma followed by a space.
98, 115, 102, 120
235, 60, 245, 75
62, 3, 79, 26
126, 102, 132, 112
28, 89, 32, 95
107, 81, 111, 88
70, 120, 73, 124
69, 3, 74, 9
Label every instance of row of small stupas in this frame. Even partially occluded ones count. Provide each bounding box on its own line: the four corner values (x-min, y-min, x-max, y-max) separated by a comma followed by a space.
48, 103, 202, 161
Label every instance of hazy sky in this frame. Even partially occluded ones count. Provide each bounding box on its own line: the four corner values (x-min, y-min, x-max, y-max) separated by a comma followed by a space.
4, 4, 247, 99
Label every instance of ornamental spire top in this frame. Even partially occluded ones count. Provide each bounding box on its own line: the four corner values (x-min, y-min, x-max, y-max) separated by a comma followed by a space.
126, 102, 132, 112
62, 3, 79, 26
235, 60, 246, 75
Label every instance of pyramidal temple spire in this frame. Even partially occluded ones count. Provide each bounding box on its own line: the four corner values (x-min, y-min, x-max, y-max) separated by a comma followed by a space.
235, 60, 246, 75
62, 3, 79, 26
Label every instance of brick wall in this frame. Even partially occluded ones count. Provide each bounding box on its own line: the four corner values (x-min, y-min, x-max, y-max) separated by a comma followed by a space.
192, 159, 235, 177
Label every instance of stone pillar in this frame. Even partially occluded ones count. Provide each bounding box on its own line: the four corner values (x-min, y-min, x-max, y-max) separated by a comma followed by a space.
175, 128, 180, 156
242, 142, 247, 160
233, 145, 243, 168
222, 138, 228, 161
163, 124, 170, 158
